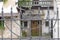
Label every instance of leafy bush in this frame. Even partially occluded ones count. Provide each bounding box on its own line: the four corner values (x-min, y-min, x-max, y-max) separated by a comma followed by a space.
18, 0, 31, 7
22, 31, 27, 37
0, 20, 5, 31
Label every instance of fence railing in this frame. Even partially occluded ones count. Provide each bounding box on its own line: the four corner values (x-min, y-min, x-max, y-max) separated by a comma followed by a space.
0, 2, 59, 40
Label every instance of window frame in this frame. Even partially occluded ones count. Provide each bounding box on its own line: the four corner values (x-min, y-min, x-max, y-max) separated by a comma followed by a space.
21, 21, 28, 28
45, 21, 49, 27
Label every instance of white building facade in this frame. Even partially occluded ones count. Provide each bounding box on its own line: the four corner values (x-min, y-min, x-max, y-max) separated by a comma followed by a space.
0, 0, 60, 39
53, 0, 60, 38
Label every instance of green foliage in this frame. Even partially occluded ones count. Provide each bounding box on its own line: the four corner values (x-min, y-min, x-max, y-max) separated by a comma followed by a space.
3, 0, 8, 4
22, 31, 27, 37
31, 30, 39, 36
0, 20, 5, 31
18, 0, 31, 7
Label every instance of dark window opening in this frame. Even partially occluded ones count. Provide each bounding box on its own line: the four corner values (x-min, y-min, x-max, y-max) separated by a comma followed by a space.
35, 2, 39, 4
33, 0, 39, 5
45, 21, 49, 26
24, 21, 27, 27
32, 1, 39, 5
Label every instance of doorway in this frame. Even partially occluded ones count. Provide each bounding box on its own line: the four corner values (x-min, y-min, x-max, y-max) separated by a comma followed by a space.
31, 20, 42, 36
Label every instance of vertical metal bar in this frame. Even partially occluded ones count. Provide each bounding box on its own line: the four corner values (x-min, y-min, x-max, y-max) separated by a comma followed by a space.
29, 7, 32, 40
29, 7, 32, 15
57, 7, 59, 40
19, 7, 22, 40
51, 19, 53, 38
47, 6, 49, 19
1, 7, 3, 40
11, 7, 13, 40
18, 0, 21, 39
39, 20, 41, 40
38, 7, 40, 14
47, 6, 51, 40
29, 21, 31, 40
38, 7, 41, 40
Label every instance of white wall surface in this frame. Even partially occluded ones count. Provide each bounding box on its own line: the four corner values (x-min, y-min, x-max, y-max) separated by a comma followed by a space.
53, 0, 60, 38
0, 0, 18, 13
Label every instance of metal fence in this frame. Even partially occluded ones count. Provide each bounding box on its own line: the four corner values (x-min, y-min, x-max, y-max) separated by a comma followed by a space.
0, 0, 59, 40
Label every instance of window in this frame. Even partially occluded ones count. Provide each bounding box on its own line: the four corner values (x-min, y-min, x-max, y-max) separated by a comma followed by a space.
21, 21, 28, 37
21, 21, 28, 28
24, 21, 27, 27
35, 2, 38, 4
32, 1, 39, 5
45, 21, 49, 26
32, 0, 39, 5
